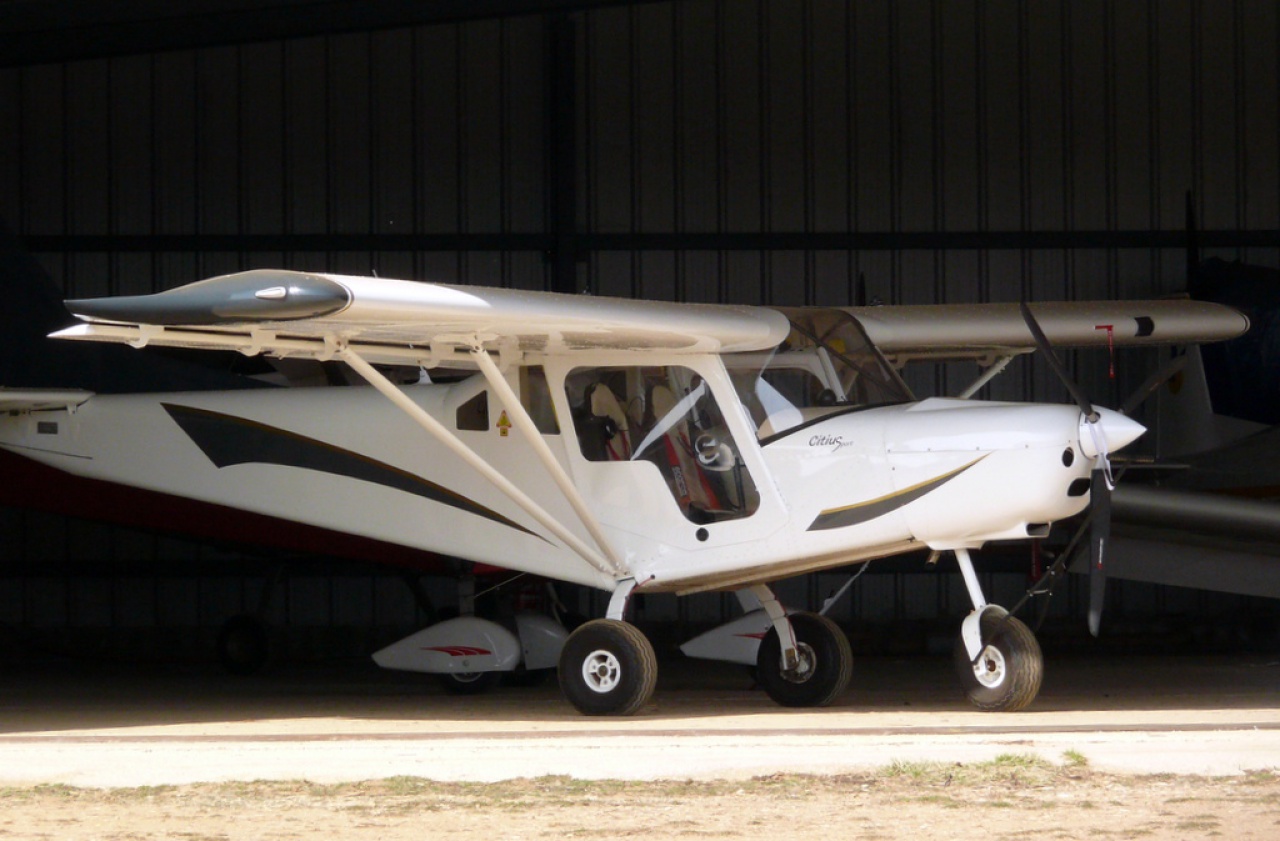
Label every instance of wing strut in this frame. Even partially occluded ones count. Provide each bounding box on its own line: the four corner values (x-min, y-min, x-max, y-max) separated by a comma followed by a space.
337, 346, 624, 580
955, 354, 1019, 399
468, 344, 627, 577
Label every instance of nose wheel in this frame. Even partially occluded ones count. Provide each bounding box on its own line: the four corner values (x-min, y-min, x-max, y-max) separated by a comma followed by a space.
953, 610, 1042, 712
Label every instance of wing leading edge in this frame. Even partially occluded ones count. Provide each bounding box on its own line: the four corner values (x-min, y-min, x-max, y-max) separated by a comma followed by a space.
56, 269, 792, 362
844, 300, 1250, 364
52, 269, 1248, 365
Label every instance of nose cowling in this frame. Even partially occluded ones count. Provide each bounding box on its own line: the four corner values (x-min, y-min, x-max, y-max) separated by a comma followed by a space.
1078, 407, 1145, 459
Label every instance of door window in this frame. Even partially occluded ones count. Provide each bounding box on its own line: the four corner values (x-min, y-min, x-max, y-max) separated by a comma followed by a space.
566, 365, 759, 523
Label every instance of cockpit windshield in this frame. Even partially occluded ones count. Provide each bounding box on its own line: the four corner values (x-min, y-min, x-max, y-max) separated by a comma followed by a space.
727, 308, 915, 439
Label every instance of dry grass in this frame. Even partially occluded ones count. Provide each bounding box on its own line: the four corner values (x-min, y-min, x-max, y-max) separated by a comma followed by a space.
2, 757, 1279, 840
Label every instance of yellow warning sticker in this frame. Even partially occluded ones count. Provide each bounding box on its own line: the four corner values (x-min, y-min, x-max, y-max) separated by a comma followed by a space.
497, 411, 512, 437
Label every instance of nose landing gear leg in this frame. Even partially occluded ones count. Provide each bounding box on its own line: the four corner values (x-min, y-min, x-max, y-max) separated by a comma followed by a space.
952, 548, 1043, 712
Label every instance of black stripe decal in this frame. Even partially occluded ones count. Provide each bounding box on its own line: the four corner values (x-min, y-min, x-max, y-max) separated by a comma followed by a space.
163, 403, 541, 540
807, 457, 986, 532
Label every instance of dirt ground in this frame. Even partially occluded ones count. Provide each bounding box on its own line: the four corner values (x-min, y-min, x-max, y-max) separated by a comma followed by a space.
3, 759, 1279, 841
3, 654, 1280, 838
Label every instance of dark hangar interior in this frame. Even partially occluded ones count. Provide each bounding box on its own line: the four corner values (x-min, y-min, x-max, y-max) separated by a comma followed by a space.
1, 0, 1278, 671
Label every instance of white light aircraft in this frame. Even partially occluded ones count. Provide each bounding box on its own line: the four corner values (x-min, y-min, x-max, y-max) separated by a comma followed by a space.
0, 269, 1248, 714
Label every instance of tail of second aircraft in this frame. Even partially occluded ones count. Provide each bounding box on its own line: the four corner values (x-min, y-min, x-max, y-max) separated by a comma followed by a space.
1189, 257, 1280, 427
0, 218, 263, 393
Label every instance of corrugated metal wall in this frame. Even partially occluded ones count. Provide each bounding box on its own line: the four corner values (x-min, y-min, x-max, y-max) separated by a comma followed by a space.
1, 0, 1277, 653
3, 2, 1275, 293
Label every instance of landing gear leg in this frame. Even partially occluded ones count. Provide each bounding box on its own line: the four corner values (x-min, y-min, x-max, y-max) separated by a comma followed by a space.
557, 579, 658, 716
952, 548, 1043, 712
752, 584, 852, 708
216, 564, 285, 676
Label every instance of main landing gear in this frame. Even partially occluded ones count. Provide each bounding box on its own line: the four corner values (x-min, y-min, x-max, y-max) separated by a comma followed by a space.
756, 611, 852, 708
556, 579, 854, 715
558, 619, 658, 716
951, 548, 1043, 712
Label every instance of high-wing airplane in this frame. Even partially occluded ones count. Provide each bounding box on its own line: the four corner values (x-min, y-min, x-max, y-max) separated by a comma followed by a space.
0, 266, 1247, 715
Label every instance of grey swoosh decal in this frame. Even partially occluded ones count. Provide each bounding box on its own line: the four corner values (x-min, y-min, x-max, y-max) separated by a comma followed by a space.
808, 457, 986, 531
163, 403, 541, 540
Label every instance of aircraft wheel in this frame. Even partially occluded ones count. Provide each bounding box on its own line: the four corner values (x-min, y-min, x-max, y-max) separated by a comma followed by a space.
558, 619, 657, 716
438, 670, 501, 695
953, 612, 1043, 712
756, 612, 852, 708
217, 614, 270, 676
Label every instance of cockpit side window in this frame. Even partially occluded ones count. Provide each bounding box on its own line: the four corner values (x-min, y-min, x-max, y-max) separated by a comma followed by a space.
566, 365, 760, 523
728, 308, 914, 438
520, 366, 560, 434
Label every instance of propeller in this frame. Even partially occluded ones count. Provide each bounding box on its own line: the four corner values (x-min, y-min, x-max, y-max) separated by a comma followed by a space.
1018, 301, 1120, 637
1087, 468, 1112, 637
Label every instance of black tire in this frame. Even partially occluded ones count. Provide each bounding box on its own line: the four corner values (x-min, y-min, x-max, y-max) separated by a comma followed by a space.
217, 614, 270, 676
558, 619, 657, 716
756, 612, 852, 708
953, 611, 1043, 712
437, 670, 501, 695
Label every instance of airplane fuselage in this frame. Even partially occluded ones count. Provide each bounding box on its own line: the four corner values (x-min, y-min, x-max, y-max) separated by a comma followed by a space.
0, 350, 1131, 597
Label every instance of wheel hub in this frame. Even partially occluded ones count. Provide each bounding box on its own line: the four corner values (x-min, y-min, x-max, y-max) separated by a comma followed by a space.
780, 642, 817, 684
971, 645, 1007, 688
582, 648, 622, 693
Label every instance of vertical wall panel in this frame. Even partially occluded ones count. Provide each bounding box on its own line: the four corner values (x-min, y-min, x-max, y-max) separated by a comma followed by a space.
1240, 1, 1278, 245
980, 3, 1021, 234
893, 0, 937, 234
241, 43, 286, 237
586, 10, 633, 235
153, 53, 198, 242
371, 30, 415, 238
109, 56, 155, 238
808, 0, 850, 235
939, 0, 979, 236
284, 38, 329, 234
762, 0, 805, 233
414, 26, 460, 237
1112, 1, 1154, 232
460, 20, 504, 235
634, 4, 676, 235
1023, 0, 1067, 238
195, 47, 241, 236
1154, 0, 1195, 229
0, 71, 19, 227
721, 5, 763, 233
328, 34, 373, 235
675, 1, 720, 234
504, 16, 546, 234
1196, 0, 1241, 232
850, 1, 894, 236
65, 62, 111, 237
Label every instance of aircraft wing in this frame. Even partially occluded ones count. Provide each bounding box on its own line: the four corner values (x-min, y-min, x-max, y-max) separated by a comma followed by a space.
52, 269, 792, 364
0, 388, 94, 411
1083, 484, 1280, 601
843, 300, 1250, 364
51, 270, 1247, 367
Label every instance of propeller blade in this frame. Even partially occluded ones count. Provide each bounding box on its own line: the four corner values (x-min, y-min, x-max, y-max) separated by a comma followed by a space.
1087, 468, 1113, 637
1019, 300, 1098, 421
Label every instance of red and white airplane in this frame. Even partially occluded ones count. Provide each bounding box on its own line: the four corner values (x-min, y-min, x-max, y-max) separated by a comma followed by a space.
0, 267, 1247, 714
